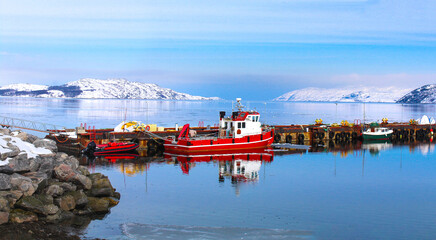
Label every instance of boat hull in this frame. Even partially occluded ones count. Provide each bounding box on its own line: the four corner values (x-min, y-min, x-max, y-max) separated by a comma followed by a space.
164, 130, 274, 153
164, 148, 274, 163
94, 143, 139, 155
362, 133, 392, 141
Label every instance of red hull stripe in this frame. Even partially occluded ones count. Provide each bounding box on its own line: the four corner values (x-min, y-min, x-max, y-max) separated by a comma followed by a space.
164, 136, 273, 152
94, 144, 139, 155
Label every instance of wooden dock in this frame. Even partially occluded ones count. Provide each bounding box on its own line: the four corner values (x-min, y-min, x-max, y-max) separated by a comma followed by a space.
45, 121, 435, 156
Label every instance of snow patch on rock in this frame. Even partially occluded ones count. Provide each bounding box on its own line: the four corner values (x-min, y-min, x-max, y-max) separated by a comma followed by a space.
0, 135, 52, 158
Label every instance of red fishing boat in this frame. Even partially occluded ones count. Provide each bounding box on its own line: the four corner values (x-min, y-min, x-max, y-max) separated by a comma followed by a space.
164, 98, 274, 153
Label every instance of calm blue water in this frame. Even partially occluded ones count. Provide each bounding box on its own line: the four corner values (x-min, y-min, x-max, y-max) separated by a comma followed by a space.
1, 97, 436, 239
1, 97, 435, 132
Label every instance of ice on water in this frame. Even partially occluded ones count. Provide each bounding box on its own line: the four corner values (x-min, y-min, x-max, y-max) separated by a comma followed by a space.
121, 223, 313, 240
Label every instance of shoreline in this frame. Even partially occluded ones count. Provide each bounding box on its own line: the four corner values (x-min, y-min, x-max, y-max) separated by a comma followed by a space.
0, 128, 120, 239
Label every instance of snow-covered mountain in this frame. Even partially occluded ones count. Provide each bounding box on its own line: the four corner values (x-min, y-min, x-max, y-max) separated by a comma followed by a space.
0, 78, 219, 100
274, 86, 413, 103
396, 84, 436, 103
0, 83, 48, 91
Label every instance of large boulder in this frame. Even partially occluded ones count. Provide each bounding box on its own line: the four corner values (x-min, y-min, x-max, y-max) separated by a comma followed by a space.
15, 132, 28, 142
45, 184, 64, 197
0, 211, 8, 225
55, 152, 68, 165
73, 208, 92, 216
9, 209, 38, 223
33, 139, 57, 153
37, 156, 54, 178
77, 166, 90, 176
102, 197, 120, 207
29, 156, 43, 172
44, 204, 59, 215
0, 165, 13, 175
75, 174, 92, 190
60, 182, 77, 192
0, 173, 11, 190
55, 195, 76, 211
15, 194, 58, 216
0, 128, 11, 136
63, 156, 79, 171
10, 173, 36, 196
87, 197, 110, 213
54, 164, 76, 182
45, 210, 62, 222
54, 164, 92, 190
26, 134, 39, 144
67, 190, 88, 208
0, 190, 23, 208
22, 172, 49, 193
88, 173, 103, 182
0, 197, 9, 212
1, 144, 20, 160
90, 177, 114, 197
59, 210, 75, 221
8, 153, 30, 173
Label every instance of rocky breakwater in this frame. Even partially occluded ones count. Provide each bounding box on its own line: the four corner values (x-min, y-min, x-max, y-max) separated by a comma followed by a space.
0, 129, 120, 225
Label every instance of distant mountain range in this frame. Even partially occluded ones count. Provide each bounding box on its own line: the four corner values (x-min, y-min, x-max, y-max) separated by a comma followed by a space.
396, 84, 436, 103
274, 85, 436, 103
1, 79, 434, 103
0, 78, 219, 100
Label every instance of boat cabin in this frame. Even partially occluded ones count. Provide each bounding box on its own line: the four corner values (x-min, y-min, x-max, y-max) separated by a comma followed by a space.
218, 99, 262, 138
366, 127, 391, 133
219, 111, 261, 138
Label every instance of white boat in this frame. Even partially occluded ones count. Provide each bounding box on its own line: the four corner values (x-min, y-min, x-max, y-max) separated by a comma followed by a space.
362, 127, 393, 140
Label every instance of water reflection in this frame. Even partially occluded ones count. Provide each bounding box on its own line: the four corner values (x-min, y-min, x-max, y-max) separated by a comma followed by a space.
80, 139, 435, 179
79, 140, 436, 239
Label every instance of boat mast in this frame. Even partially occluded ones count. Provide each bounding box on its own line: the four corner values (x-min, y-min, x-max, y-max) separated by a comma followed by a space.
363, 102, 366, 129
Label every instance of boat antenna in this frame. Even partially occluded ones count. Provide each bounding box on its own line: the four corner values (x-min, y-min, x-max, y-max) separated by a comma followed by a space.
235, 98, 245, 111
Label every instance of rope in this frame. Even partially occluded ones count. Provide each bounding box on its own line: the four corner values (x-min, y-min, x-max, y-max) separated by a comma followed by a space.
136, 129, 167, 142
53, 133, 70, 143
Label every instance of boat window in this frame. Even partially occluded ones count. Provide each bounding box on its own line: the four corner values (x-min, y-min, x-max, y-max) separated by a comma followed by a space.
225, 122, 228, 129
230, 122, 233, 128
242, 122, 246, 128
238, 122, 241, 128
256, 116, 259, 122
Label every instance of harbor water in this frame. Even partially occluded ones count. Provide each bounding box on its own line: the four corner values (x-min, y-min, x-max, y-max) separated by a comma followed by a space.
1, 97, 436, 239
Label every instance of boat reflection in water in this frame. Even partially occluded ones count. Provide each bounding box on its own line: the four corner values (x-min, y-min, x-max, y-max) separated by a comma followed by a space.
164, 148, 273, 176
80, 136, 435, 178
164, 148, 274, 196
362, 140, 393, 156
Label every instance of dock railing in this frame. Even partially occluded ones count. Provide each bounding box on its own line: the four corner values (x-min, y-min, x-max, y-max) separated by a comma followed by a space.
0, 115, 66, 134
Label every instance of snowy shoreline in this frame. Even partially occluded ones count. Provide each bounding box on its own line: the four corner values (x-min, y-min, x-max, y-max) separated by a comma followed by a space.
0, 128, 120, 226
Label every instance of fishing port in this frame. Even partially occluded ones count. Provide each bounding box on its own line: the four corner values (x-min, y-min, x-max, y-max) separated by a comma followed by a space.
2, 114, 434, 156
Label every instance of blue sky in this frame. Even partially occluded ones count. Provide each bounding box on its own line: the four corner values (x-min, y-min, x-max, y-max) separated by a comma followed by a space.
1, 0, 436, 100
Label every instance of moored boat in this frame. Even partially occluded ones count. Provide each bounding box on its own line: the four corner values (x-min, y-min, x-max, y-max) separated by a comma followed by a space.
362, 127, 393, 141
82, 141, 139, 156
164, 98, 274, 153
